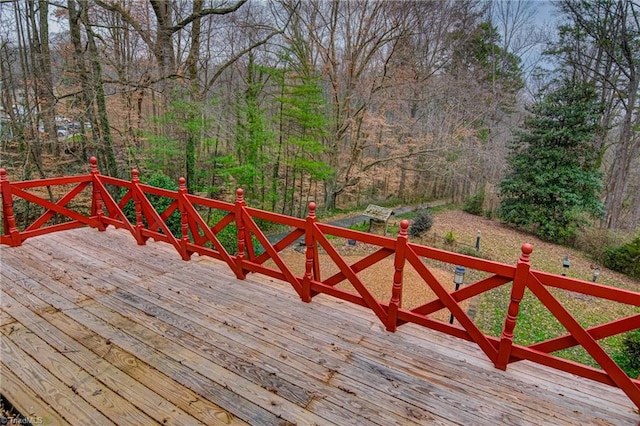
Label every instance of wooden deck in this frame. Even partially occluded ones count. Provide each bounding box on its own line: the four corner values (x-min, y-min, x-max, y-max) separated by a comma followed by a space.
0, 228, 638, 425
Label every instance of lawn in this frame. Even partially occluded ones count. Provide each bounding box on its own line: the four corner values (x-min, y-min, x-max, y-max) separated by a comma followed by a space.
398, 209, 640, 374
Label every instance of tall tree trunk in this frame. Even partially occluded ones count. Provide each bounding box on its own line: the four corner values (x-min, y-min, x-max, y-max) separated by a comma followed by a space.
184, 0, 203, 193
150, 0, 176, 105
630, 184, 640, 231
604, 74, 639, 229
80, 0, 117, 177
398, 167, 406, 203
67, 0, 93, 161
12, 1, 45, 177
27, 0, 57, 155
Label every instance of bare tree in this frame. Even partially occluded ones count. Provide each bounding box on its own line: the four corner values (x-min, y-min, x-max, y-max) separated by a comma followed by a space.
94, 0, 247, 95
0, 1, 50, 182
283, 0, 411, 209
554, 0, 640, 230
29, 0, 58, 154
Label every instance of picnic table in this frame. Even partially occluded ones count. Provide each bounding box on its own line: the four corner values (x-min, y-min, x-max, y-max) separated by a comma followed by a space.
363, 204, 395, 235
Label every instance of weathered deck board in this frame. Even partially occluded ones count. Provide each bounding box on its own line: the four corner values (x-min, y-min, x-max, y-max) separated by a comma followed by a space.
0, 290, 212, 425
0, 323, 115, 426
2, 316, 160, 425
20, 235, 425, 425
1, 227, 638, 425
0, 362, 67, 425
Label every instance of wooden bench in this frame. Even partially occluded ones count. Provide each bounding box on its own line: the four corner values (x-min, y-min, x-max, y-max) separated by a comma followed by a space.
363, 204, 395, 235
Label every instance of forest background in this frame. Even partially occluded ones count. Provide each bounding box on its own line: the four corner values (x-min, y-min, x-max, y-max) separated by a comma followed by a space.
0, 0, 638, 238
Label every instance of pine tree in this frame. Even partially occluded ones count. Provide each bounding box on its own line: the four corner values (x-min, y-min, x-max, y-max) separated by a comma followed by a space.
499, 82, 604, 243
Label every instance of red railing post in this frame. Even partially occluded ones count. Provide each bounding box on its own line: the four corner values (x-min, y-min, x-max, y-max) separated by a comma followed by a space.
178, 177, 191, 261
387, 220, 409, 332
89, 157, 106, 231
0, 169, 21, 246
130, 169, 146, 245
302, 202, 317, 303
234, 188, 247, 280
495, 243, 533, 370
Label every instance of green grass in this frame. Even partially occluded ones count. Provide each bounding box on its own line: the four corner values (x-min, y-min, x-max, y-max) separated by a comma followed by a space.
475, 284, 640, 375
335, 203, 639, 377
348, 221, 370, 232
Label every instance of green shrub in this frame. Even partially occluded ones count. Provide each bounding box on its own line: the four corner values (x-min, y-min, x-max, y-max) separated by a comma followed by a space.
408, 209, 434, 238
444, 230, 456, 246
349, 221, 370, 232
207, 210, 239, 254
463, 190, 485, 216
572, 227, 629, 261
613, 329, 640, 378
603, 235, 640, 279
206, 209, 266, 256
457, 246, 487, 259
122, 172, 181, 237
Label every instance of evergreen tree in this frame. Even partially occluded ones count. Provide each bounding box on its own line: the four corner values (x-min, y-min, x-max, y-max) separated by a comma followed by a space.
232, 52, 275, 208
499, 82, 604, 243
278, 68, 332, 216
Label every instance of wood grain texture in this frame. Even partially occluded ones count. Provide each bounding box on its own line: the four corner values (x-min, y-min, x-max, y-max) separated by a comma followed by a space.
0, 227, 638, 425
0, 363, 67, 425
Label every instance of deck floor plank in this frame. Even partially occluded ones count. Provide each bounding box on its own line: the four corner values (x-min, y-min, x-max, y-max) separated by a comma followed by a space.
0, 227, 638, 425
1, 320, 160, 425
0, 324, 115, 425
9, 236, 486, 424
111, 256, 630, 424
0, 289, 213, 425
61, 302, 332, 426
87, 291, 435, 426
2, 271, 288, 423
2, 246, 278, 425
37, 243, 440, 426
34, 257, 448, 425
4, 240, 335, 425
103, 269, 536, 424
1, 354, 67, 425
40, 309, 250, 426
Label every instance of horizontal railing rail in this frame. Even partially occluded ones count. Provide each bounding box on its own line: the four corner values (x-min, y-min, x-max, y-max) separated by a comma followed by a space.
1, 157, 638, 411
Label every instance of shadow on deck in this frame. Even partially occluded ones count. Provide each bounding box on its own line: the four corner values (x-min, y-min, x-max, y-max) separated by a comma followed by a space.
0, 228, 637, 425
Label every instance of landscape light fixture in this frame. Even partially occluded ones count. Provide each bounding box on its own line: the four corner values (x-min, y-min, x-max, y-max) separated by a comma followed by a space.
449, 266, 466, 324
562, 255, 570, 276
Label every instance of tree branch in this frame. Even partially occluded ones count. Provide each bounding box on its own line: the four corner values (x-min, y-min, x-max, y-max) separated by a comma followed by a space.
169, 0, 248, 33
94, 0, 154, 48
202, 3, 298, 93
362, 149, 440, 172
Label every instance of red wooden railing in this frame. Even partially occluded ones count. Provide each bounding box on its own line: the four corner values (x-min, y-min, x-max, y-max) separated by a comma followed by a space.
2, 158, 639, 411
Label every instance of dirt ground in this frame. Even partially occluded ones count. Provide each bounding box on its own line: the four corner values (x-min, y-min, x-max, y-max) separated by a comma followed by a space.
277, 241, 460, 322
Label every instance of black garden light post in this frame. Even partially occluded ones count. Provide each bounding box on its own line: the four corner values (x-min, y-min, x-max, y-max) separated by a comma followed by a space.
562, 255, 570, 276
449, 266, 466, 324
